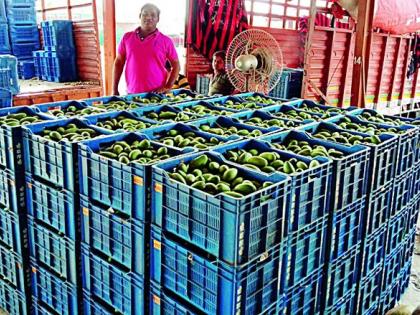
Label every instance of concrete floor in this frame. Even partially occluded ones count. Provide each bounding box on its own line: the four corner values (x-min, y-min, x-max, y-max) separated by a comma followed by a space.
18, 79, 98, 94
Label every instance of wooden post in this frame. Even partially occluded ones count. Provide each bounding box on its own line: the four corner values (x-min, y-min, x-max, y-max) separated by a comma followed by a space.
103, 0, 116, 95
301, 0, 317, 99
350, 0, 375, 108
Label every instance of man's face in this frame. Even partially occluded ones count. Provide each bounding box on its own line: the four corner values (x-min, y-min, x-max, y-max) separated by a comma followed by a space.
212, 56, 225, 73
140, 6, 159, 31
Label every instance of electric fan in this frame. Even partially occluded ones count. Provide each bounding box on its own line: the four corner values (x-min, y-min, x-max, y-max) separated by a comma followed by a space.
226, 29, 284, 94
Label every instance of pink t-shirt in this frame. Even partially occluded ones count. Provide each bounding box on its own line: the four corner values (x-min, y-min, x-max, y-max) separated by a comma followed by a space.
118, 29, 178, 93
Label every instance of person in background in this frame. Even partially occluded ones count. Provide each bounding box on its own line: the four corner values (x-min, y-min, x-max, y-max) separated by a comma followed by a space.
208, 50, 234, 96
112, 3, 180, 95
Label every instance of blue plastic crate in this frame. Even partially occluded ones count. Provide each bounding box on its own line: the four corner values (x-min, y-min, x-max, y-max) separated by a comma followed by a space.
80, 195, 144, 275
327, 114, 418, 178
6, 5, 37, 25
382, 244, 404, 291
0, 168, 25, 213
150, 227, 282, 315
356, 265, 382, 315
11, 41, 40, 59
0, 280, 29, 315
0, 207, 27, 255
0, 55, 19, 94
300, 121, 399, 195
269, 68, 303, 99
22, 118, 107, 191
152, 151, 291, 265
17, 60, 35, 79
324, 246, 360, 308
322, 287, 356, 315
25, 176, 76, 239
30, 261, 79, 315
82, 291, 113, 315
0, 106, 54, 173
282, 270, 324, 315
0, 88, 12, 108
41, 20, 75, 51
28, 218, 77, 284
386, 207, 409, 255
326, 199, 365, 262
0, 242, 28, 294
260, 129, 370, 213
83, 110, 158, 133
392, 173, 413, 218
0, 22, 10, 53
212, 138, 332, 233
79, 132, 188, 221
361, 225, 386, 280
365, 184, 393, 236
379, 280, 399, 315
33, 100, 106, 118
281, 216, 328, 292
188, 115, 271, 139
32, 50, 42, 78
141, 122, 233, 151
82, 244, 144, 315
45, 51, 77, 82
9, 23, 39, 43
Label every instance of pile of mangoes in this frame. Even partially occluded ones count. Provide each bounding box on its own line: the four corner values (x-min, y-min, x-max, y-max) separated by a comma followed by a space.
295, 103, 345, 117
272, 109, 321, 122
241, 116, 297, 129
156, 129, 223, 150
168, 154, 273, 198
0, 112, 45, 127
95, 115, 154, 132
312, 128, 382, 145
222, 147, 320, 174
271, 139, 344, 159
95, 100, 139, 111
41, 123, 99, 142
199, 124, 263, 138
146, 110, 195, 122
47, 105, 105, 118
357, 111, 407, 127
213, 100, 263, 111
242, 95, 277, 105
336, 117, 406, 135
182, 104, 234, 116
97, 139, 173, 164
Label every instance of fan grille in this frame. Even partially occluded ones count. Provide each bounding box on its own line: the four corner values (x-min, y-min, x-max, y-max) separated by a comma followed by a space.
226, 29, 283, 93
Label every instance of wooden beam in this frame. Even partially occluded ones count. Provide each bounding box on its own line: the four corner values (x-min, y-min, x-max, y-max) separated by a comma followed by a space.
388, 37, 402, 104
374, 35, 389, 105
102, 0, 116, 95
324, 29, 336, 101
350, 0, 375, 108
339, 32, 354, 107
301, 0, 317, 99
400, 37, 412, 104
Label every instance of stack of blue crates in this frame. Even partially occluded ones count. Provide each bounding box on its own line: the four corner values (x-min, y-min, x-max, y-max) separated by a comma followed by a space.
5, 0, 40, 61
33, 20, 77, 82
78, 131, 190, 314
17, 60, 34, 79
0, 106, 56, 315
22, 117, 108, 314
0, 90, 417, 314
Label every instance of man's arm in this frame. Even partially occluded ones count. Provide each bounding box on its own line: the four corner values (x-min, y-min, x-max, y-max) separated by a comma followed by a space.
112, 54, 126, 95
157, 59, 180, 93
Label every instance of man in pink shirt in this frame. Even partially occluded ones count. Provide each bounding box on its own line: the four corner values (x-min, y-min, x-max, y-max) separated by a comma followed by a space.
112, 3, 180, 95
